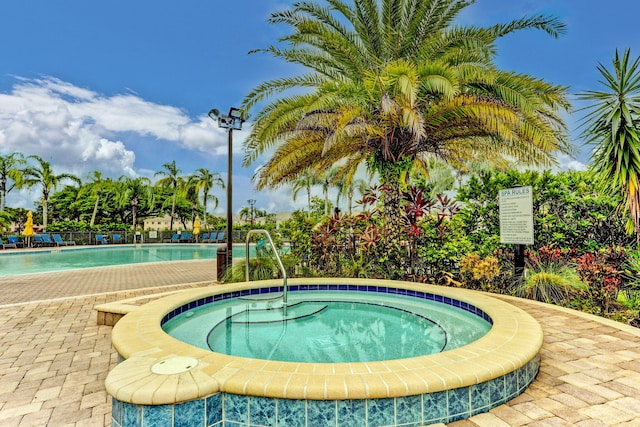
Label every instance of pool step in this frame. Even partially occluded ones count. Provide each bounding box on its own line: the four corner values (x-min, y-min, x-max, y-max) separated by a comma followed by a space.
230, 302, 328, 324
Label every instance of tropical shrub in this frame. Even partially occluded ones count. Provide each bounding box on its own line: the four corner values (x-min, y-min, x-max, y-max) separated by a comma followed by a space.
459, 253, 501, 291
516, 263, 586, 305
576, 246, 628, 314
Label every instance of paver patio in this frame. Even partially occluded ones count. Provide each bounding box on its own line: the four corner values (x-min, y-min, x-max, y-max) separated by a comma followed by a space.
0, 258, 639, 426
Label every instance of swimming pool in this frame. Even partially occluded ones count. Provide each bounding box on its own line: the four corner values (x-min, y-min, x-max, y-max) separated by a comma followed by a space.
0, 244, 249, 276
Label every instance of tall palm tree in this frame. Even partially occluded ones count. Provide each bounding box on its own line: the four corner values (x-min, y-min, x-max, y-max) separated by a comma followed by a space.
342, 177, 369, 215
181, 175, 201, 227
192, 168, 224, 229
18, 156, 80, 231
241, 0, 570, 226
0, 152, 25, 211
155, 161, 182, 230
82, 171, 111, 227
117, 176, 153, 230
578, 49, 640, 234
292, 168, 316, 215
315, 167, 341, 216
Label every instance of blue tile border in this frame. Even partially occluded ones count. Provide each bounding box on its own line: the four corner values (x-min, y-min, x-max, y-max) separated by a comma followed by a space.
161, 285, 493, 326
111, 354, 540, 427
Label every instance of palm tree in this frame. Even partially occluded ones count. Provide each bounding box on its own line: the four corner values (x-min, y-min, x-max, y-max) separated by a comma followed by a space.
181, 175, 201, 227
82, 171, 111, 227
292, 168, 316, 215
578, 49, 640, 234
192, 168, 224, 229
241, 0, 570, 227
18, 156, 80, 231
117, 176, 153, 229
155, 161, 182, 230
341, 177, 369, 215
239, 205, 267, 225
314, 168, 335, 216
0, 152, 25, 211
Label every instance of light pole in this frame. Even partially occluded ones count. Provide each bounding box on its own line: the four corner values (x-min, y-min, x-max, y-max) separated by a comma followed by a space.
208, 107, 246, 280
248, 199, 256, 226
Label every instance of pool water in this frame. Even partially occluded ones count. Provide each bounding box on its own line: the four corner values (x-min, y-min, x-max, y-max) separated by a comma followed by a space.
0, 244, 249, 276
163, 290, 492, 363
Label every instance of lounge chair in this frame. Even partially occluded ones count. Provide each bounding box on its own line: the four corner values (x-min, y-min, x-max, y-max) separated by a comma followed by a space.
200, 232, 209, 242
7, 236, 24, 248
53, 234, 75, 246
95, 234, 109, 244
33, 235, 45, 247
215, 231, 225, 243
41, 234, 55, 246
0, 237, 16, 249
179, 232, 193, 243
112, 234, 122, 244
163, 233, 180, 243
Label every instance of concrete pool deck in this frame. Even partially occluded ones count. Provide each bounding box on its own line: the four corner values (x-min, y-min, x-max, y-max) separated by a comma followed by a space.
0, 259, 639, 426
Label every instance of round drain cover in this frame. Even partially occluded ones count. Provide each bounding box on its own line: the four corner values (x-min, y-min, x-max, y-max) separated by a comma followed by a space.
151, 356, 199, 375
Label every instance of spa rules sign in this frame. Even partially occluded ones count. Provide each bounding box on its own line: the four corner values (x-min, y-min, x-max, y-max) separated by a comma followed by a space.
499, 186, 534, 245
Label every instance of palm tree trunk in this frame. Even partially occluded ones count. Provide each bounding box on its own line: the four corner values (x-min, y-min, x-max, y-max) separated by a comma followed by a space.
379, 167, 406, 278
203, 193, 209, 230
132, 197, 138, 230
170, 194, 176, 230
0, 177, 6, 212
42, 199, 49, 231
90, 194, 99, 227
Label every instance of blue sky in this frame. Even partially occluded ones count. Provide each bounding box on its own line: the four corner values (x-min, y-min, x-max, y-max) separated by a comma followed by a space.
0, 0, 638, 215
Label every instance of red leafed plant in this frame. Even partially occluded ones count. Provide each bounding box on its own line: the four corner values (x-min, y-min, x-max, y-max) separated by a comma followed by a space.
575, 246, 627, 314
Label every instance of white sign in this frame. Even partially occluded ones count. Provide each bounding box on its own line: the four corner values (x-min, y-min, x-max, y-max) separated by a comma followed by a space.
499, 186, 534, 245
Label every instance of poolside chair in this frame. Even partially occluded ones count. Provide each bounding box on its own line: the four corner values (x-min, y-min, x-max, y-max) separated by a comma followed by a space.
163, 233, 180, 243
112, 234, 122, 244
7, 236, 24, 248
200, 232, 209, 243
32, 234, 54, 247
95, 234, 109, 245
41, 234, 55, 246
0, 237, 16, 249
52, 234, 75, 246
215, 231, 225, 243
179, 232, 193, 243
33, 235, 45, 247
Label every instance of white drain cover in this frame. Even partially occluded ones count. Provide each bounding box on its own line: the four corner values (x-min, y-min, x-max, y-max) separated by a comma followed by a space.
151, 356, 199, 375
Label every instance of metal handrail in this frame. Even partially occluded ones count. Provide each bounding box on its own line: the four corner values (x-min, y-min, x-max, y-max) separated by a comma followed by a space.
245, 230, 288, 306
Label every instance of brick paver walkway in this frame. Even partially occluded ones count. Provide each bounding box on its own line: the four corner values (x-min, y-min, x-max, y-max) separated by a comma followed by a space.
0, 260, 639, 426
0, 259, 217, 305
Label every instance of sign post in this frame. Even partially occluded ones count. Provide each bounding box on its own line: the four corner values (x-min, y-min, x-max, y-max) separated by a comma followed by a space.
499, 186, 534, 281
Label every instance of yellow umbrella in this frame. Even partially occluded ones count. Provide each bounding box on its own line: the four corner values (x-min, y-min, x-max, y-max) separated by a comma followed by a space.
24, 211, 34, 247
193, 217, 201, 236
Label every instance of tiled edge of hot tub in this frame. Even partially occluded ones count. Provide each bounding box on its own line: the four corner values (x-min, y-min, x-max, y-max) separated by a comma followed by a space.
110, 354, 540, 426
106, 278, 543, 427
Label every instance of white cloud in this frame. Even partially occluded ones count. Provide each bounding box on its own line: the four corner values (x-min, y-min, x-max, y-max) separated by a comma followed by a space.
555, 153, 587, 172
178, 115, 242, 155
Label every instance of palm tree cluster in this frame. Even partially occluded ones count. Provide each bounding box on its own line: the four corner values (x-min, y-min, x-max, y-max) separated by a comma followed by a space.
242, 0, 571, 228
0, 153, 224, 232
